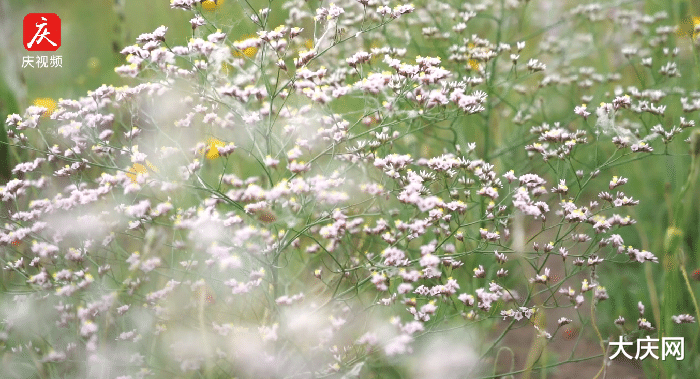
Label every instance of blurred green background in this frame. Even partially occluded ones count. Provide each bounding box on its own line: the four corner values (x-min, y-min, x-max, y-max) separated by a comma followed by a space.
1, 0, 193, 107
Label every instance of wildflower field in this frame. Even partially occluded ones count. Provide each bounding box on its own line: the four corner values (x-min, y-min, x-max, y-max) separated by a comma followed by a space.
2, 0, 700, 377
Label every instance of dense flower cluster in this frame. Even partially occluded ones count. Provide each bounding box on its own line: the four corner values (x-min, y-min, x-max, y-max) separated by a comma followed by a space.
2, 0, 699, 378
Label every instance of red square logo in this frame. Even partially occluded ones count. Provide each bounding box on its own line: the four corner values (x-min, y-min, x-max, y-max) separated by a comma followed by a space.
23, 13, 61, 51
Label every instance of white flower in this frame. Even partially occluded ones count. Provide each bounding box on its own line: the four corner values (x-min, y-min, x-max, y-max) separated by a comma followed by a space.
672, 314, 696, 324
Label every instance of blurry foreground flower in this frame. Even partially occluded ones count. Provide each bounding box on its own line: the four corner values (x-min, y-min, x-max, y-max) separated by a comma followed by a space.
87, 57, 100, 74
200, 138, 228, 159
672, 314, 695, 324
193, 281, 216, 305
126, 161, 158, 184
233, 35, 259, 58
468, 59, 480, 71
32, 98, 57, 118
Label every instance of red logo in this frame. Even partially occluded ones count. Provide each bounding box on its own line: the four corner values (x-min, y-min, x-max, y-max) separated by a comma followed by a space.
23, 13, 61, 51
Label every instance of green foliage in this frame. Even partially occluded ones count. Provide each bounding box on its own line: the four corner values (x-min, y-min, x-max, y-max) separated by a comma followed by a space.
0, 74, 17, 183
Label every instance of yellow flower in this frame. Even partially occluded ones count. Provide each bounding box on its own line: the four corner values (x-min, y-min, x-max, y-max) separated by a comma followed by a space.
233, 35, 259, 58
126, 161, 158, 184
242, 46, 257, 58
203, 137, 226, 160
466, 42, 481, 70
304, 39, 314, 50
32, 98, 57, 118
201, 0, 224, 12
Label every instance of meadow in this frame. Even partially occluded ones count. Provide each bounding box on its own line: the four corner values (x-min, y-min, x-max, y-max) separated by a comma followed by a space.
1, 0, 700, 378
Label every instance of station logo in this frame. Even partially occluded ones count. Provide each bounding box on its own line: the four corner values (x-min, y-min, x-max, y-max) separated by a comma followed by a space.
24, 13, 61, 51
